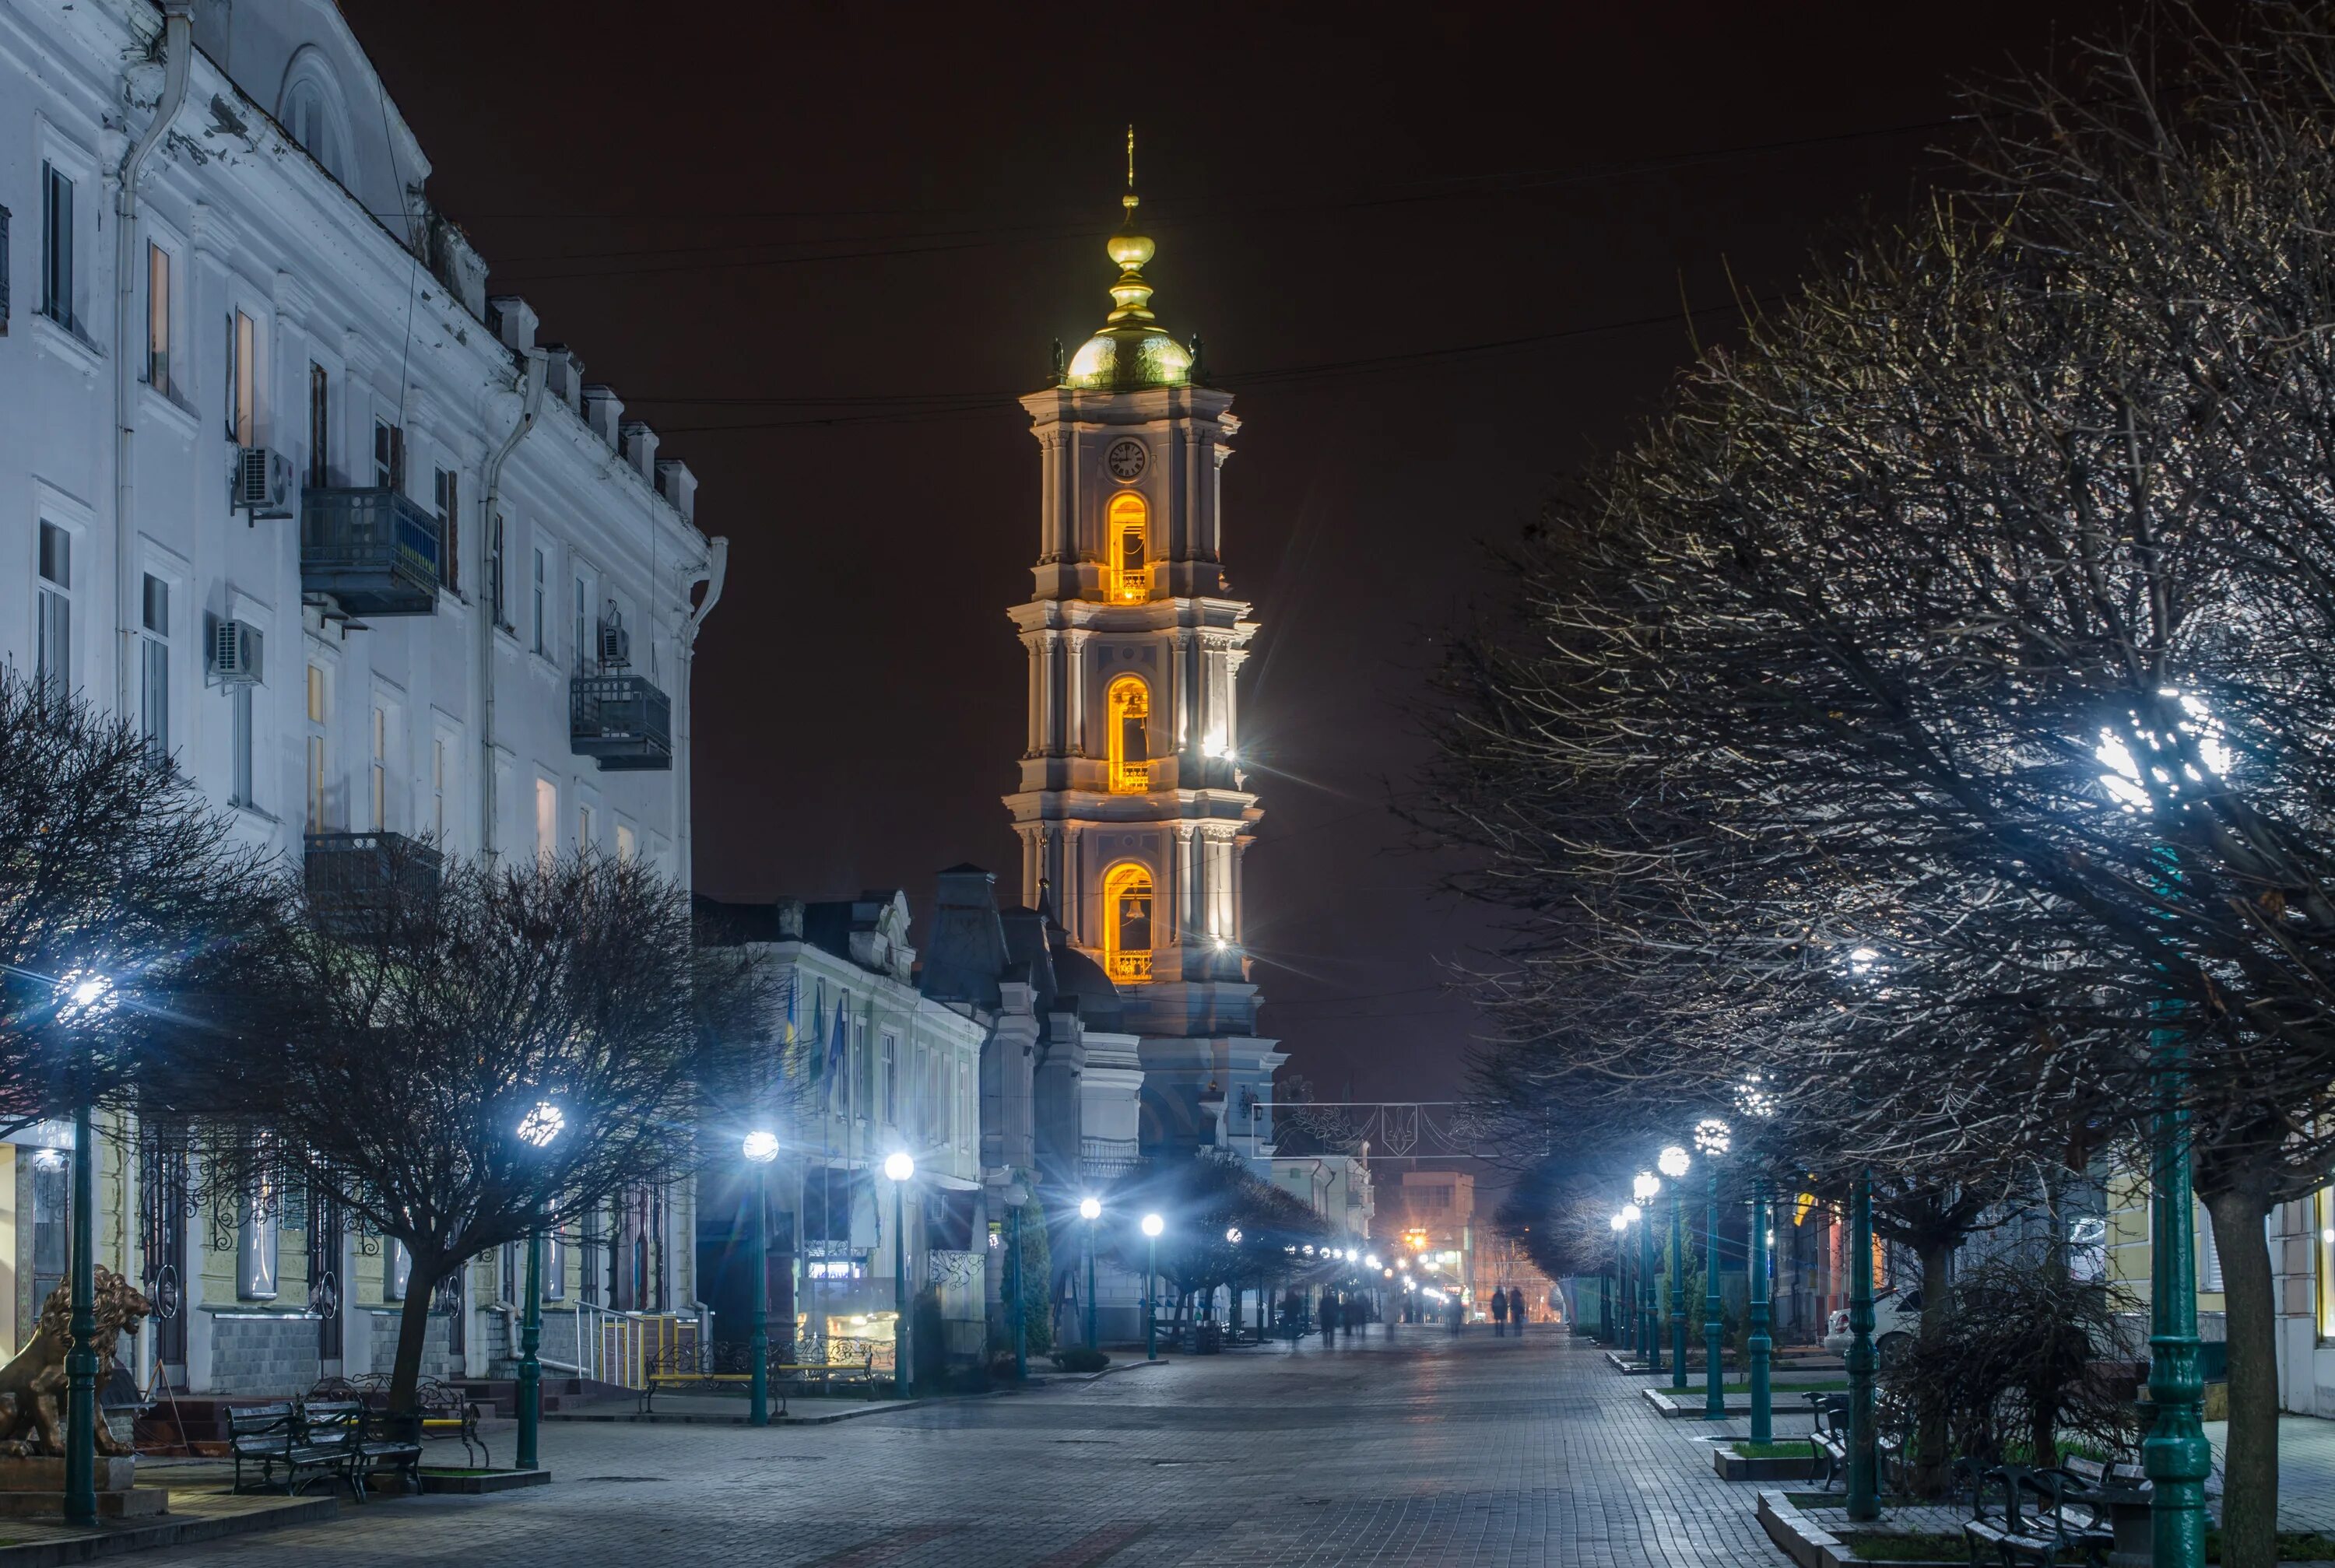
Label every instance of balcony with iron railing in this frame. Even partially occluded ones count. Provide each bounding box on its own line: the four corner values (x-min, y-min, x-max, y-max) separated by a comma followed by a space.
300, 488, 442, 617
571, 673, 674, 771
1107, 950, 1153, 984
1080, 1136, 1142, 1181
304, 831, 443, 936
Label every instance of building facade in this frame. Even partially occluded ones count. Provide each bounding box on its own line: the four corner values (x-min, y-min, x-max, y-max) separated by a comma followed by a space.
0, 0, 718, 1393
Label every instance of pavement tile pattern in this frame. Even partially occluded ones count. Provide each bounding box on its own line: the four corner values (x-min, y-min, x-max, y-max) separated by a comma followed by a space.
121, 1330, 1814, 1566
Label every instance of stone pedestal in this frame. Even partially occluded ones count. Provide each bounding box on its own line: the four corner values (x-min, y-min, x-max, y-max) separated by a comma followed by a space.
0, 1457, 169, 1518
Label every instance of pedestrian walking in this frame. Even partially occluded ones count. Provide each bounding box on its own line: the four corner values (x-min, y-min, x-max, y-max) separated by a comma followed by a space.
1491, 1285, 1509, 1337
1510, 1286, 1528, 1333
1321, 1288, 1337, 1343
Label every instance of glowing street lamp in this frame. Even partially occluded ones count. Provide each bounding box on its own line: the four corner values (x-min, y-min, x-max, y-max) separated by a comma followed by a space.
1079, 1197, 1102, 1350
514, 1101, 566, 1468
883, 1152, 915, 1398
1141, 1213, 1165, 1361
743, 1129, 781, 1426
1658, 1146, 1691, 1389
1693, 1119, 1732, 1420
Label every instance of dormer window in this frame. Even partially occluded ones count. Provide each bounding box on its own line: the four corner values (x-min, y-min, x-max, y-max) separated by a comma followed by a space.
1108, 493, 1147, 602
278, 51, 352, 186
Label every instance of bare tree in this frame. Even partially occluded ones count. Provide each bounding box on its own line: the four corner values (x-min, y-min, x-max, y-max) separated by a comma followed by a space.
182, 847, 727, 1412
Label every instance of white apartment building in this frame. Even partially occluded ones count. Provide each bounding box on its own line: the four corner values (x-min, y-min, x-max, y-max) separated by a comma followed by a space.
0, 0, 724, 1394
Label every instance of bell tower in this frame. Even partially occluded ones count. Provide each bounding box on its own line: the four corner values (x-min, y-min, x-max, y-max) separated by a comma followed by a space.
1005, 147, 1282, 1162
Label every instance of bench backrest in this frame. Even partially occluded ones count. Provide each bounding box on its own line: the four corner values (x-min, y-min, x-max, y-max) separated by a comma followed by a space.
226, 1402, 293, 1451
300, 1400, 364, 1452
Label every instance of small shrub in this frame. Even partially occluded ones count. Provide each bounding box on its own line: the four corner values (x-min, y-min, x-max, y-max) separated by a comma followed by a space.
1052, 1347, 1110, 1373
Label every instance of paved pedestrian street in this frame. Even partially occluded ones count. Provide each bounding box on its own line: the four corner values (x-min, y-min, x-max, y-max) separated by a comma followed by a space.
135, 1330, 1793, 1568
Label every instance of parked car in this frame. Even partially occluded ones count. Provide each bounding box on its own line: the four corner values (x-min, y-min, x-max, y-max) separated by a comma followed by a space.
1823, 1287, 1922, 1367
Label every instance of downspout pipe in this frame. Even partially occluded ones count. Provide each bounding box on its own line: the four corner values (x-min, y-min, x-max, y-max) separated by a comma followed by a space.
114, 1, 195, 718
671, 535, 727, 887
477, 349, 548, 858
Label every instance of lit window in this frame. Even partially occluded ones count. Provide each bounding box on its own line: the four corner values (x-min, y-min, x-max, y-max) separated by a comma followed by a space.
146, 243, 170, 392
616, 823, 637, 863
1108, 675, 1150, 793
1103, 861, 1154, 984
1108, 493, 1147, 602
226, 310, 255, 447
535, 777, 557, 861
370, 703, 388, 831
36, 521, 71, 702
305, 665, 328, 831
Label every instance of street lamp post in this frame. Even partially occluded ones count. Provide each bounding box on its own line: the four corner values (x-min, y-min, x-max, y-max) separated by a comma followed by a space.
60, 975, 108, 1526
1002, 1179, 1029, 1380
2145, 1020, 2210, 1567
884, 1152, 915, 1399
514, 1100, 565, 1472
1748, 1183, 1772, 1444
1846, 1172, 1880, 1521
1659, 1145, 1691, 1391
1607, 1212, 1629, 1349
1079, 1197, 1101, 1349
1632, 1171, 1661, 1372
1694, 1120, 1731, 1421
1141, 1212, 1164, 1360
743, 1129, 781, 1426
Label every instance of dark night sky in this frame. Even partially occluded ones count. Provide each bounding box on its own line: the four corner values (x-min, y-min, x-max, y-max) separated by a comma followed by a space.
341, 0, 2140, 1110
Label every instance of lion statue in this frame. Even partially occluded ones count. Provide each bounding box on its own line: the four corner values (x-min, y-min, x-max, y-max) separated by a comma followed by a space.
0, 1269, 152, 1457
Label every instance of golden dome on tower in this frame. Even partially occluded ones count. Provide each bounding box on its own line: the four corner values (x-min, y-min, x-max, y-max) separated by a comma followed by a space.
1063, 129, 1194, 391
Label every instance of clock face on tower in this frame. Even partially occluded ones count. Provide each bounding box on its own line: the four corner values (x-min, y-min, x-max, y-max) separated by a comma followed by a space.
1105, 439, 1148, 482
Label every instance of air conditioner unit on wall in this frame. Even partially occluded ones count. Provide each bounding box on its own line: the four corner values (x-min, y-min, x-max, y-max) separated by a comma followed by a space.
210, 618, 262, 683
598, 617, 630, 669
230, 447, 294, 520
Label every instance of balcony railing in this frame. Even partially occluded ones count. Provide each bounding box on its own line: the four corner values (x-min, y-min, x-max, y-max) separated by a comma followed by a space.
304, 831, 443, 935
571, 674, 673, 771
1107, 950, 1153, 984
1111, 760, 1150, 793
300, 488, 441, 616
1080, 1137, 1143, 1181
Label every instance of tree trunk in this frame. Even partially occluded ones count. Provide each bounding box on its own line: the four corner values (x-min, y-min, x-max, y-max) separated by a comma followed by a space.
386, 1259, 443, 1415
2204, 1188, 2279, 1568
1911, 1238, 1957, 1496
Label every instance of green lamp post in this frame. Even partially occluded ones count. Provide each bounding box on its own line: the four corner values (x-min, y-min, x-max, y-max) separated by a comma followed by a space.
65, 1100, 95, 1524
1694, 1120, 1731, 1420
1608, 1211, 1631, 1349
1002, 1178, 1029, 1380
2145, 1020, 2210, 1567
513, 1100, 566, 1472
1846, 1170, 1880, 1521
1079, 1196, 1101, 1349
1659, 1144, 1691, 1391
1747, 1183, 1773, 1444
884, 1152, 915, 1398
1632, 1170, 1661, 1371
1141, 1212, 1164, 1360
743, 1128, 781, 1426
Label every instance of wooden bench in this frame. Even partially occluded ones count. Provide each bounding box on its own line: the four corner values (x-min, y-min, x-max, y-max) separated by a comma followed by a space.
228, 1400, 360, 1498
1961, 1463, 2114, 1566
1804, 1392, 1851, 1490
311, 1374, 486, 1469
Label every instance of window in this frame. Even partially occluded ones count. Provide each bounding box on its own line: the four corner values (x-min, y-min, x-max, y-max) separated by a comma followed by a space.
306, 664, 328, 832
882, 1032, 899, 1126
372, 419, 402, 491
230, 681, 256, 808
487, 514, 507, 627
545, 1229, 566, 1300
1108, 492, 1147, 602
2200, 1204, 2224, 1293
431, 737, 448, 842
0, 204, 12, 331
29, 1150, 68, 1315
225, 310, 255, 447
146, 242, 171, 392
573, 575, 589, 672
35, 521, 71, 701
39, 163, 74, 333
535, 777, 557, 861
139, 575, 169, 763
1103, 862, 1154, 983
616, 823, 637, 863
577, 800, 595, 851
433, 468, 459, 591
1108, 675, 1150, 793
281, 78, 340, 181
531, 547, 548, 655
307, 363, 330, 486
854, 1016, 873, 1121
369, 704, 388, 831
385, 1241, 412, 1302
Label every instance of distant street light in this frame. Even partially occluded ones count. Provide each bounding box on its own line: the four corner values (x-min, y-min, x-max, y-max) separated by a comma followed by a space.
1141, 1213, 1165, 1360
884, 1152, 915, 1397
743, 1129, 781, 1425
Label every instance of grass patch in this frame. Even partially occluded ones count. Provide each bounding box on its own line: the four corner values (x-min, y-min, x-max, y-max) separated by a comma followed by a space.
1731, 1440, 1812, 1459
420, 1468, 501, 1476
2203, 1531, 2335, 1563
1838, 1533, 1962, 1563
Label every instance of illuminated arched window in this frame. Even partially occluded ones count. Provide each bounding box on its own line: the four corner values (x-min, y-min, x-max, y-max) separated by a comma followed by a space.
1108, 675, 1150, 792
1108, 493, 1148, 603
1103, 862, 1154, 984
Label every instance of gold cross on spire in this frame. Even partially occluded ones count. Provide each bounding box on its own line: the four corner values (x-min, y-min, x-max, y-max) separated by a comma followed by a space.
1126, 123, 1136, 192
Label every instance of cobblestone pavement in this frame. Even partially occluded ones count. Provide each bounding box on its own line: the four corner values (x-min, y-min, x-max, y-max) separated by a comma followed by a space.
128, 1328, 1793, 1568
